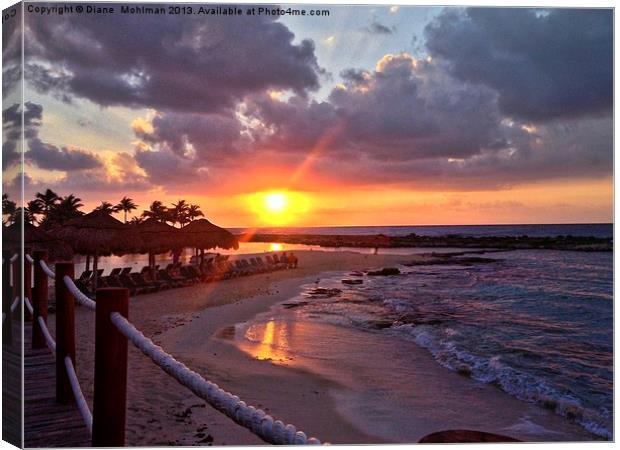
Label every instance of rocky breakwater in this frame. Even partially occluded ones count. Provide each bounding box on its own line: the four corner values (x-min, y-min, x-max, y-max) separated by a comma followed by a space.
242, 233, 612, 252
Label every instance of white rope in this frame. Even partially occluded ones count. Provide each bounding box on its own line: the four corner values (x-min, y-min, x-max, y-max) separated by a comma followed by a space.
64, 356, 93, 434
110, 312, 320, 445
38, 316, 56, 354
24, 297, 34, 315
10, 254, 18, 263
26, 254, 34, 264
10, 296, 19, 313
39, 260, 55, 279
63, 276, 96, 311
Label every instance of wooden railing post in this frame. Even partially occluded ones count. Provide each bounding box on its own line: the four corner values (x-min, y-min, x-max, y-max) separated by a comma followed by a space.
24, 247, 32, 321
55, 262, 75, 403
3, 250, 13, 345
12, 254, 20, 316
92, 288, 129, 447
32, 250, 49, 349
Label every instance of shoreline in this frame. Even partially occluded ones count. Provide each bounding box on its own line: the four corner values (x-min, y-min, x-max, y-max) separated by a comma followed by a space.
161, 272, 600, 444
61, 251, 407, 445
48, 250, 604, 445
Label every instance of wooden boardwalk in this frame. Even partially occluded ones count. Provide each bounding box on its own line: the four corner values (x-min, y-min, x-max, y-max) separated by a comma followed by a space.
2, 323, 22, 447
22, 321, 91, 448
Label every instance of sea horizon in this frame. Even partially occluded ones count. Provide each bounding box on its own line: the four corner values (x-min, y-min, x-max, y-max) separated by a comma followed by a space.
230, 223, 613, 239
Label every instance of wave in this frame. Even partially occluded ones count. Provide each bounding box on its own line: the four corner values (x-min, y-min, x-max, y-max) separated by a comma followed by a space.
389, 323, 612, 439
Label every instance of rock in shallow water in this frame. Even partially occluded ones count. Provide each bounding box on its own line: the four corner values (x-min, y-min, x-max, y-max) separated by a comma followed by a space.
366, 267, 401, 276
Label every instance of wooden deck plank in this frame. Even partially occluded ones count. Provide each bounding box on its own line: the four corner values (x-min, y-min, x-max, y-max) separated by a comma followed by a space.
22, 322, 91, 448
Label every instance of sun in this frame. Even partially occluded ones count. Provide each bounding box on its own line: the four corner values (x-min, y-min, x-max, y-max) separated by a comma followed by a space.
245, 190, 311, 225
264, 193, 287, 213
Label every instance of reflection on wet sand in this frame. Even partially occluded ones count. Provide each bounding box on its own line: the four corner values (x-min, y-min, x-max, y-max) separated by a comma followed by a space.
238, 319, 294, 363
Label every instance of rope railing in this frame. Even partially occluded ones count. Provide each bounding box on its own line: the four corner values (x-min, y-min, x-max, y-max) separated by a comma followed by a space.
26, 254, 34, 264
24, 254, 322, 445
10, 253, 18, 263
40, 259, 56, 279
65, 356, 93, 434
63, 276, 96, 310
24, 297, 34, 315
37, 316, 56, 354
110, 312, 321, 445
10, 296, 19, 313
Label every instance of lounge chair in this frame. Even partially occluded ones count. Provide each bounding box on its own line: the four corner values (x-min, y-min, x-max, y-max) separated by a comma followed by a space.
180, 266, 200, 284
77, 270, 93, 282
119, 272, 151, 295
158, 269, 190, 287
130, 272, 163, 292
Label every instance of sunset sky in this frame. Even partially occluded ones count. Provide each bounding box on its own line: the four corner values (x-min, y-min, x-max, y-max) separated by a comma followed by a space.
2, 4, 613, 227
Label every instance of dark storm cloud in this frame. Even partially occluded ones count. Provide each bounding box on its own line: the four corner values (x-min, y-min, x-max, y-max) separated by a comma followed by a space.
3, 101, 43, 128
135, 112, 245, 163
26, 8, 323, 113
133, 144, 204, 186
26, 138, 103, 171
3, 6, 22, 98
2, 140, 20, 171
424, 8, 613, 121
3, 102, 44, 170
249, 53, 512, 161
2, 101, 103, 172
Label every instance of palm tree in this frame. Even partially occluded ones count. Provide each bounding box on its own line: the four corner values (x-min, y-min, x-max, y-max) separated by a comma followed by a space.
42, 194, 84, 228
25, 199, 44, 224
11, 207, 27, 225
93, 201, 117, 214
129, 216, 145, 225
172, 199, 190, 228
187, 204, 204, 222
141, 201, 168, 223
2, 193, 16, 225
115, 196, 138, 223
35, 189, 59, 217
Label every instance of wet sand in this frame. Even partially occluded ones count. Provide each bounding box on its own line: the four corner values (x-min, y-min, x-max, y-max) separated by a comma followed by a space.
47, 250, 598, 445
53, 251, 405, 445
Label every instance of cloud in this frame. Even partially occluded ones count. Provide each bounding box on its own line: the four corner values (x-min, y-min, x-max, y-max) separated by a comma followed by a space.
25, 11, 323, 114
25, 138, 103, 171
3, 102, 44, 170
2, 6, 22, 97
424, 8, 613, 121
133, 143, 205, 186
365, 20, 396, 35
240, 50, 611, 191
249, 53, 510, 162
133, 111, 245, 163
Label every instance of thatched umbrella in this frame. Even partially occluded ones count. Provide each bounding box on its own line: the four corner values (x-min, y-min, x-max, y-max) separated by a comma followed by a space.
132, 218, 182, 278
49, 210, 143, 288
181, 219, 239, 264
3, 221, 74, 261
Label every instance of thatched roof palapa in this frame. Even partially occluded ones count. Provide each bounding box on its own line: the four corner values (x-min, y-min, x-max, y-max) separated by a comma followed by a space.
3, 221, 74, 261
49, 210, 143, 256
132, 218, 183, 254
181, 219, 239, 250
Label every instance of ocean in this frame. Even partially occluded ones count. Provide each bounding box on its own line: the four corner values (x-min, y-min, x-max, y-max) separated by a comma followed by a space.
233, 249, 613, 440
63, 223, 612, 439
230, 223, 613, 238
72, 223, 613, 275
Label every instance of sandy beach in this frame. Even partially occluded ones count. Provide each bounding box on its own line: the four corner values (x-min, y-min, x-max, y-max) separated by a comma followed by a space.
47, 250, 599, 445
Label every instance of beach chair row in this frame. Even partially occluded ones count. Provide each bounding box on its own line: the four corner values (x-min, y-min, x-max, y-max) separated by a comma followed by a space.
74, 253, 296, 297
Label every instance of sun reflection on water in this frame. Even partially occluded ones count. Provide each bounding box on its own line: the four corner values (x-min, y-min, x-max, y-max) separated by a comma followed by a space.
243, 319, 292, 363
